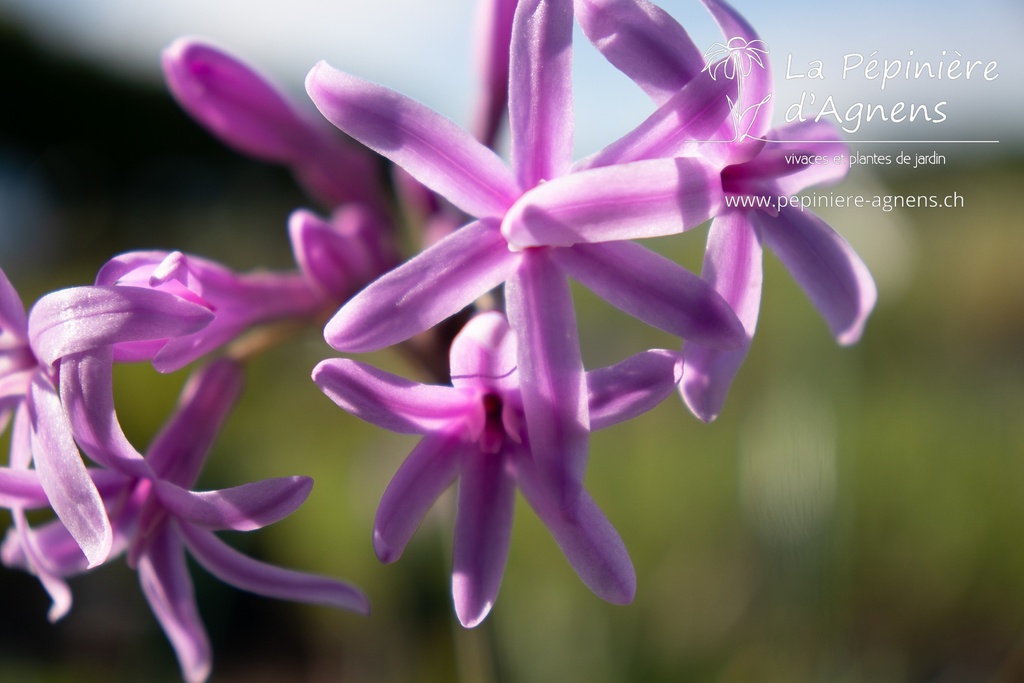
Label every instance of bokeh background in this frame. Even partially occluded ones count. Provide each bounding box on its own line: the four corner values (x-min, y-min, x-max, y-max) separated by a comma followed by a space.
1, 1, 1022, 681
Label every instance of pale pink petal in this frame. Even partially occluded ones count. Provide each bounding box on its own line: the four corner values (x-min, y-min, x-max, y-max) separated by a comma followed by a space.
552, 241, 745, 348
177, 522, 370, 615
27, 375, 112, 568
587, 349, 682, 430
28, 286, 213, 367
137, 527, 211, 683
306, 62, 520, 218
515, 448, 635, 604
324, 220, 519, 353
755, 207, 876, 345
508, 0, 574, 187
373, 433, 462, 563
470, 0, 518, 147
681, 210, 763, 422
314, 359, 472, 435
502, 157, 722, 247
155, 477, 311, 532
505, 249, 588, 503
452, 442, 516, 628
574, 0, 705, 105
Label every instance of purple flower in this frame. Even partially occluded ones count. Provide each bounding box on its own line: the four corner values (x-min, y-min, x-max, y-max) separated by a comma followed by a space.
314, 311, 680, 627
2, 359, 369, 683
577, 0, 877, 421
2, 267, 214, 572
305, 0, 744, 502
162, 38, 387, 213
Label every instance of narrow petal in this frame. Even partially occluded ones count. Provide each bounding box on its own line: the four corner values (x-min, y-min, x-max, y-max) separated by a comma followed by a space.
146, 359, 244, 487
505, 249, 588, 502
11, 510, 75, 622
324, 220, 519, 353
515, 449, 635, 604
0, 467, 51, 508
177, 522, 370, 615
574, 0, 705, 105
680, 210, 763, 422
374, 433, 461, 563
27, 375, 112, 568
0, 267, 28, 340
578, 69, 736, 170
59, 349, 153, 478
449, 311, 518, 393
306, 62, 520, 218
508, 0, 574, 187
587, 349, 682, 430
137, 528, 211, 683
452, 444, 516, 628
314, 359, 472, 435
755, 207, 876, 345
701, 0, 772, 144
502, 158, 722, 247
28, 286, 213, 367
470, 0, 518, 147
155, 477, 311, 531
755, 122, 849, 195
552, 241, 745, 348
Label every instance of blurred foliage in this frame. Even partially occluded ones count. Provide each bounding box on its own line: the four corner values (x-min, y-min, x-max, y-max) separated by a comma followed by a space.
1, 16, 1023, 683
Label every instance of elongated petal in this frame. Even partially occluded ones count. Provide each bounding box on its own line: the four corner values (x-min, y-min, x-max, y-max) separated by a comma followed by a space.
755, 207, 876, 345
702, 0, 772, 144
0, 267, 27, 340
0, 467, 50, 508
574, 0, 705, 105
28, 286, 213, 367
502, 158, 722, 247
753, 122, 849, 195
11, 510, 75, 622
552, 241, 745, 348
163, 38, 382, 209
515, 448, 635, 604
681, 210, 762, 422
177, 522, 370, 615
506, 249, 588, 503
508, 0, 574, 187
449, 311, 518, 392
155, 477, 311, 531
374, 433, 461, 563
59, 349, 152, 478
306, 62, 520, 218
314, 359, 471, 434
587, 349, 682, 430
324, 220, 519, 353
452, 443, 516, 628
471, 0, 518, 147
578, 69, 736, 170
138, 527, 211, 683
146, 359, 244, 487
27, 375, 112, 568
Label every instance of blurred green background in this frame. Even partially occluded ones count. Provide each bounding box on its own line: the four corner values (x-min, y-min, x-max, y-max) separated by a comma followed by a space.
2, 11, 1023, 683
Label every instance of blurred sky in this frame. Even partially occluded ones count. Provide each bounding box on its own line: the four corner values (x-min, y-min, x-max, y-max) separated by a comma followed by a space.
1, 0, 1022, 155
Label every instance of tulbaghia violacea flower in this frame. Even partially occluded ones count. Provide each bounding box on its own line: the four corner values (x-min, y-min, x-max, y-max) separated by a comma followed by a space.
2, 267, 214, 576
314, 311, 680, 627
576, 0, 876, 421
2, 359, 369, 683
470, 0, 519, 147
306, 0, 744, 503
162, 38, 387, 213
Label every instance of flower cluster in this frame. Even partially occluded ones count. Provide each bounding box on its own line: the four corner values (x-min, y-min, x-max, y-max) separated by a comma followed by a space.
0, 0, 875, 680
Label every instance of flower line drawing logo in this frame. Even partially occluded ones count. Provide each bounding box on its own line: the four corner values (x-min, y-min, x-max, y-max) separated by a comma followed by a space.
702, 37, 772, 142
